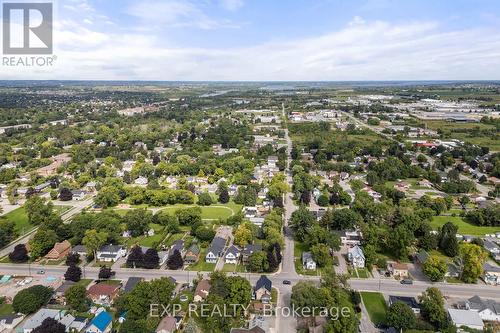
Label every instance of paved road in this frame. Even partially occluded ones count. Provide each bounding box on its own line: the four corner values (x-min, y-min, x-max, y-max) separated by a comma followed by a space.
0, 198, 93, 258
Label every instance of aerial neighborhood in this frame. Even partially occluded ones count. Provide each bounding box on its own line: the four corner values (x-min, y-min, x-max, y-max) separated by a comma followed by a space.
0, 82, 499, 333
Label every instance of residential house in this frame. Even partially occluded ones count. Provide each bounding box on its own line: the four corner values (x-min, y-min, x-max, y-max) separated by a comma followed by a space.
302, 252, 317, 270
254, 275, 272, 303
458, 295, 500, 322
22, 309, 83, 333
387, 262, 409, 278
447, 309, 484, 331
205, 237, 226, 263
483, 240, 500, 256
87, 283, 120, 305
71, 245, 87, 257
0, 314, 23, 332
446, 263, 461, 279
156, 316, 177, 333
169, 240, 185, 258
96, 245, 127, 262
225, 245, 241, 264
414, 250, 429, 265
71, 190, 86, 201
134, 176, 148, 186
193, 279, 211, 302
86, 310, 112, 333
242, 244, 262, 264
337, 230, 363, 246
230, 316, 269, 333
54, 280, 76, 298
388, 296, 421, 314
44, 240, 71, 261
123, 277, 143, 294
483, 262, 500, 285
347, 246, 365, 268
184, 244, 200, 264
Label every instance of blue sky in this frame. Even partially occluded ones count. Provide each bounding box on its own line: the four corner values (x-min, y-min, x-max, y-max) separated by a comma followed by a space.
3, 0, 500, 80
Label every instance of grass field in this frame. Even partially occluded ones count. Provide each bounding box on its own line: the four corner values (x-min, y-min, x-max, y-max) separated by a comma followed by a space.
0, 303, 13, 315
4, 207, 33, 235
160, 204, 238, 220
361, 292, 387, 325
431, 215, 500, 236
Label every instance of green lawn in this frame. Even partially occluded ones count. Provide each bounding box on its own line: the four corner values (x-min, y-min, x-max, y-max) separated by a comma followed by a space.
160, 205, 238, 220
4, 207, 34, 235
76, 279, 93, 287
162, 232, 185, 248
355, 268, 371, 278
0, 303, 14, 315
431, 215, 500, 236
361, 292, 387, 325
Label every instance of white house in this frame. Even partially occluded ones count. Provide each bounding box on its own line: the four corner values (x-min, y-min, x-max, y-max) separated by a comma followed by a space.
348, 246, 365, 268
205, 237, 226, 263
224, 245, 240, 264
448, 309, 484, 331
302, 252, 317, 270
96, 245, 127, 262
134, 176, 148, 186
337, 230, 363, 246
459, 296, 500, 322
71, 190, 86, 201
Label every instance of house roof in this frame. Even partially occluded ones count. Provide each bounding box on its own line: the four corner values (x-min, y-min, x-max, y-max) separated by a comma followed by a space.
468, 296, 500, 314
448, 309, 484, 328
72, 245, 87, 253
483, 262, 500, 273
87, 283, 120, 298
391, 262, 408, 270
389, 296, 420, 309
348, 245, 365, 259
415, 250, 429, 263
484, 240, 499, 251
243, 244, 262, 256
123, 277, 143, 293
55, 280, 76, 294
194, 279, 211, 299
302, 251, 314, 262
255, 275, 272, 292
50, 240, 71, 254
226, 245, 240, 256
98, 244, 125, 253
186, 244, 200, 255
90, 311, 112, 331
156, 316, 176, 332
208, 237, 226, 254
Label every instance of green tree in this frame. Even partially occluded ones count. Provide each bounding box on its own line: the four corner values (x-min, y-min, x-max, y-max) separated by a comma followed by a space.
386, 301, 416, 330
460, 243, 488, 283
29, 229, 58, 258
82, 229, 108, 259
290, 205, 315, 241
247, 251, 269, 272
64, 285, 89, 312
422, 255, 448, 282
419, 287, 448, 329
197, 192, 213, 206
94, 186, 121, 208
310, 244, 332, 268
125, 209, 152, 237
12, 285, 53, 314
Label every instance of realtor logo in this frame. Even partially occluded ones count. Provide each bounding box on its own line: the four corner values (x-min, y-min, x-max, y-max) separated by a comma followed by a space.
2, 2, 53, 54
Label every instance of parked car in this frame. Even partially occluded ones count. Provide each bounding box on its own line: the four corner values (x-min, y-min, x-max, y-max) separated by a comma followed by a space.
37, 270, 45, 275
400, 279, 413, 285
282, 280, 291, 285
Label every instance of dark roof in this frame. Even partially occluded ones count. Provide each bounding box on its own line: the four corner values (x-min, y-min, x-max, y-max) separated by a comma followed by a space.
389, 296, 420, 309
55, 280, 76, 294
72, 245, 87, 253
98, 244, 124, 253
226, 245, 240, 256
242, 244, 262, 256
0, 314, 23, 324
415, 250, 429, 263
468, 296, 500, 314
255, 275, 272, 292
186, 244, 200, 255
123, 277, 143, 293
208, 237, 226, 254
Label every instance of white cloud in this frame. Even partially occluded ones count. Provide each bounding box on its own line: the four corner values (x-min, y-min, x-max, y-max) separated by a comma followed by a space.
219, 0, 244, 11
3, 17, 500, 80
125, 0, 238, 30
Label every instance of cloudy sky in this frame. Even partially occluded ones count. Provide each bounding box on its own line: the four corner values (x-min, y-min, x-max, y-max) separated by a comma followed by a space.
2, 0, 500, 80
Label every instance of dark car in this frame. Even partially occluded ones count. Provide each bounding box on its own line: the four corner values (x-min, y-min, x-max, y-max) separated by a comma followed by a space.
282, 280, 291, 285
400, 279, 413, 285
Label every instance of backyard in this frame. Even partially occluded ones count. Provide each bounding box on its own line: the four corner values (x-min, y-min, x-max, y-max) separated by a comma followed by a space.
361, 292, 387, 325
